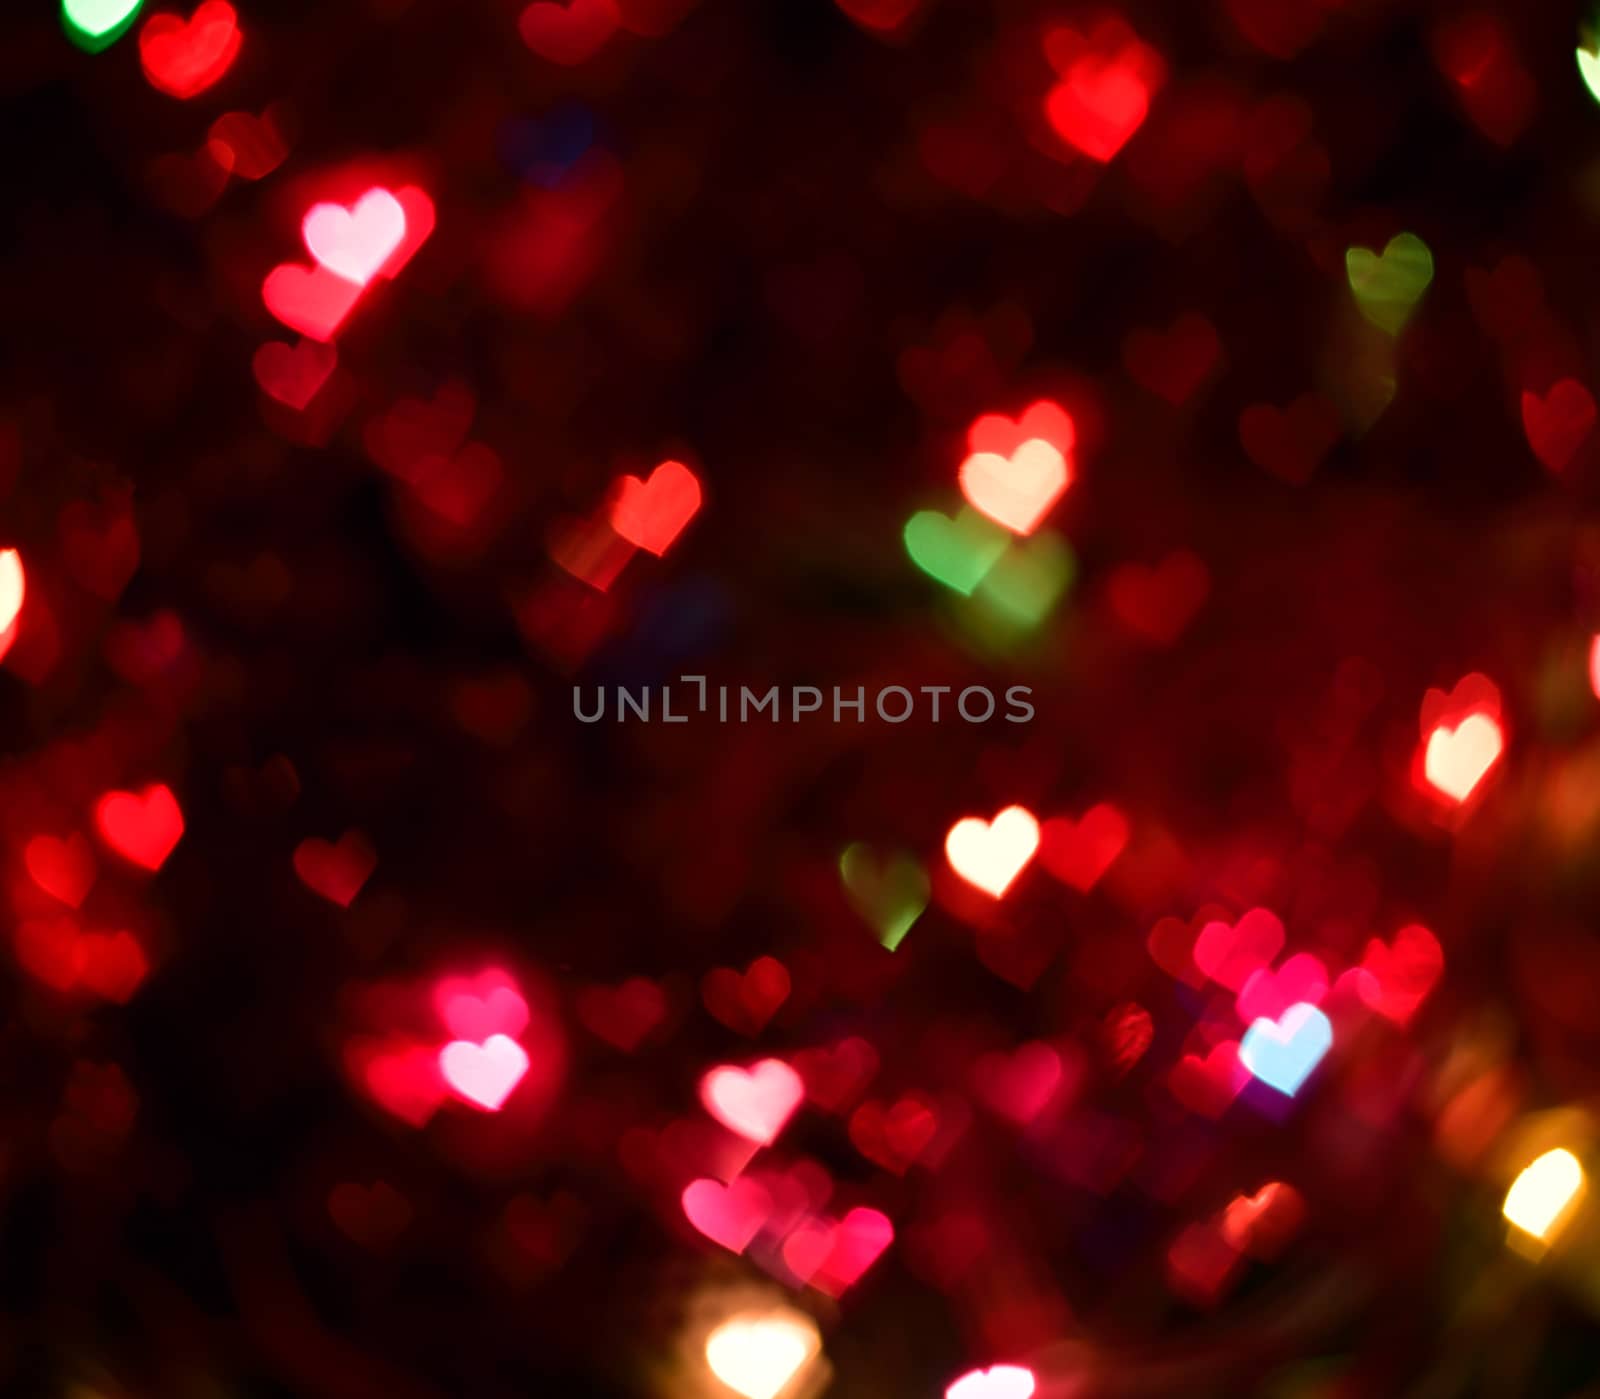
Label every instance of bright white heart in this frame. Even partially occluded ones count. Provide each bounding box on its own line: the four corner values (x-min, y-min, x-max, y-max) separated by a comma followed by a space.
1423, 712, 1503, 803
705, 1313, 820, 1399
958, 438, 1068, 536
0, 549, 24, 634
945, 805, 1040, 899
302, 188, 407, 286
1504, 1148, 1585, 1241
439, 1033, 529, 1111
946, 1364, 1037, 1399
700, 1058, 804, 1145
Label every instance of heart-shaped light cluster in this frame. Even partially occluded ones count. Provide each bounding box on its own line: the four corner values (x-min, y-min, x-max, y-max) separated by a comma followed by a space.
435, 969, 533, 1111
1156, 905, 1446, 1114
261, 184, 435, 344
1043, 17, 1165, 163
904, 400, 1076, 633
1416, 673, 1504, 807
552, 458, 704, 591
682, 1049, 895, 1298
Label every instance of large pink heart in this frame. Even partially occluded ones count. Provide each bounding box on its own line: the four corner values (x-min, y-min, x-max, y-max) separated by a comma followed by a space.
302, 188, 407, 286
699, 1058, 804, 1145
261, 262, 363, 342
439, 1034, 529, 1111
681, 1176, 772, 1254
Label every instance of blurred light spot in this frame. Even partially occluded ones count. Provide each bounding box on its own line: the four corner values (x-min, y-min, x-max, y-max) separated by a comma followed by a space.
703, 1310, 821, 1399
946, 1365, 1037, 1399
945, 805, 1040, 898
1504, 1147, 1585, 1245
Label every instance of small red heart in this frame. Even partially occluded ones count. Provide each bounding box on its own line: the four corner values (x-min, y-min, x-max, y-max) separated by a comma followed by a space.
261, 262, 364, 343
1521, 378, 1595, 473
24, 833, 97, 909
792, 1036, 879, 1113
207, 108, 288, 181
410, 444, 503, 528
701, 955, 790, 1035
60, 498, 140, 601
1044, 24, 1164, 163
1193, 907, 1285, 991
1238, 393, 1340, 484
365, 382, 476, 481
1108, 549, 1209, 643
576, 977, 667, 1051
1358, 923, 1443, 1024
1220, 1181, 1305, 1259
293, 830, 376, 908
848, 1093, 939, 1173
1168, 1040, 1248, 1118
252, 338, 337, 411
140, 2, 241, 100
94, 783, 184, 871
519, 0, 620, 65
1165, 1219, 1244, 1307
1039, 802, 1129, 892
1122, 312, 1222, 405
15, 917, 87, 991
498, 1192, 583, 1275
970, 1041, 1069, 1124
783, 1206, 893, 1295
1146, 914, 1207, 989
608, 460, 701, 556
77, 931, 148, 1003
356, 1039, 447, 1128
681, 1176, 772, 1253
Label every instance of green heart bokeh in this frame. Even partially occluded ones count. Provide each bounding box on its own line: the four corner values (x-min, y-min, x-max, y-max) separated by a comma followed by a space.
972, 530, 1075, 630
839, 843, 929, 951
62, 0, 143, 51
1345, 232, 1433, 336
904, 505, 1009, 596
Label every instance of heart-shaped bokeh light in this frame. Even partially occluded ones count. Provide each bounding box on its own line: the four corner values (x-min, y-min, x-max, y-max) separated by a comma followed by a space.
703, 1310, 822, 1399
944, 805, 1040, 898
